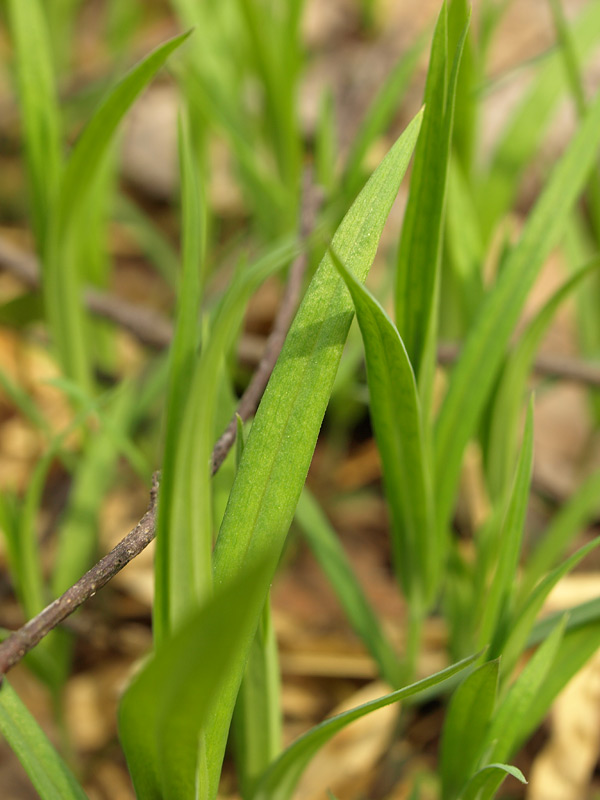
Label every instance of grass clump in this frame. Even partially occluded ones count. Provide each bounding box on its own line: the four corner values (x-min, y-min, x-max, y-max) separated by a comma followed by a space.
0, 1, 600, 798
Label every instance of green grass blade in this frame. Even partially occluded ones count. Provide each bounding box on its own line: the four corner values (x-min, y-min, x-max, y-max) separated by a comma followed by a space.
521, 467, 600, 599
434, 87, 600, 535
157, 235, 299, 646
442, 155, 485, 338
330, 249, 437, 612
477, 401, 534, 652
250, 653, 480, 800
487, 260, 599, 499
516, 619, 600, 750
7, 0, 62, 251
461, 764, 527, 800
119, 558, 272, 800
232, 597, 282, 799
0, 681, 87, 800
440, 660, 499, 800
395, 2, 470, 386
486, 617, 566, 763
501, 537, 600, 678
204, 112, 423, 799
153, 112, 207, 643
528, 596, 600, 647
315, 89, 337, 194
296, 488, 402, 687
44, 31, 191, 389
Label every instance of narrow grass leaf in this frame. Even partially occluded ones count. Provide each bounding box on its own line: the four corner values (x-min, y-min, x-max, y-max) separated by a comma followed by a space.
443, 155, 485, 336
251, 653, 480, 800
158, 235, 299, 647
501, 537, 600, 678
233, 598, 282, 799
395, 2, 470, 386
520, 467, 600, 598
517, 619, 600, 749
119, 559, 272, 800
7, 0, 61, 250
330, 248, 437, 608
478, 401, 534, 653
153, 112, 207, 644
461, 764, 527, 800
296, 489, 402, 687
486, 617, 566, 763
440, 660, 499, 800
45, 31, 190, 389
487, 261, 598, 498
529, 596, 600, 646
0, 681, 87, 800
205, 111, 423, 799
434, 87, 600, 535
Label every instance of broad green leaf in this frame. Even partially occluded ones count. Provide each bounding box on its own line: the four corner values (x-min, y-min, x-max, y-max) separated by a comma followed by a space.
501, 537, 600, 678
517, 618, 600, 748
478, 401, 534, 653
395, 2, 470, 392
440, 660, 499, 800
153, 112, 207, 643
521, 467, 600, 599
251, 653, 480, 800
461, 763, 527, 800
44, 31, 191, 389
486, 617, 565, 762
205, 111, 423, 799
330, 249, 437, 610
479, 0, 600, 238
296, 489, 402, 687
434, 87, 600, 535
7, 0, 61, 250
119, 559, 272, 800
487, 261, 599, 499
0, 681, 87, 800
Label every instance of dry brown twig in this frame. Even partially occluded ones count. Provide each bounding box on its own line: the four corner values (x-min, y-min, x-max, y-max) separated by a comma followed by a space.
2, 240, 600, 387
0, 170, 322, 678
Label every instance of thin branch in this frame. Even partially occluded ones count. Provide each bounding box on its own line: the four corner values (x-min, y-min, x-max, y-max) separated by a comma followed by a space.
0, 474, 159, 676
3, 239, 600, 389
0, 237, 174, 350
437, 342, 600, 389
0, 171, 322, 678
